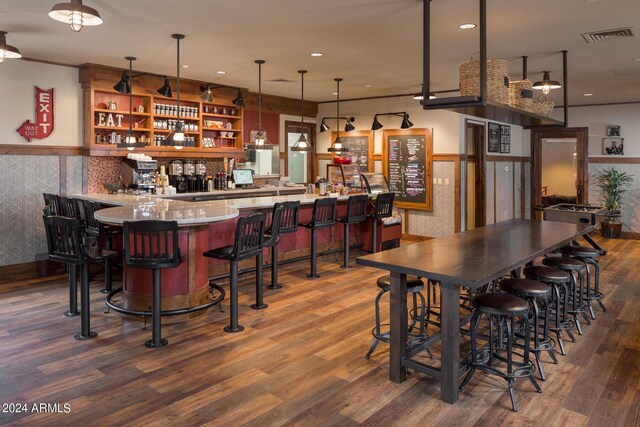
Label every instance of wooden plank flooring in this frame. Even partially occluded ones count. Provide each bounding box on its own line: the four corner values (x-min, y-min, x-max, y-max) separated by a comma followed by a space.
0, 237, 638, 426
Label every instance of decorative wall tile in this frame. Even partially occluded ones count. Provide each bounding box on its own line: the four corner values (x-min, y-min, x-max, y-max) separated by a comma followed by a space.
66, 155, 84, 196
87, 156, 121, 193
486, 162, 495, 225
407, 161, 455, 238
0, 155, 59, 266
495, 162, 514, 222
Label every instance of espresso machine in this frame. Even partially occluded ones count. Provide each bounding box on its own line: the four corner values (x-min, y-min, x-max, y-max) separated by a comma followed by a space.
168, 159, 187, 193
195, 160, 207, 192
121, 158, 157, 193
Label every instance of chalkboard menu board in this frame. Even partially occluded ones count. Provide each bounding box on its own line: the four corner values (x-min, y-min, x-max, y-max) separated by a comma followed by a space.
331, 131, 373, 172
383, 128, 433, 211
488, 122, 500, 153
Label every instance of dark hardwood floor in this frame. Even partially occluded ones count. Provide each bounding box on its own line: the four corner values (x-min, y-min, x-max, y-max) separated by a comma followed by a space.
0, 236, 638, 426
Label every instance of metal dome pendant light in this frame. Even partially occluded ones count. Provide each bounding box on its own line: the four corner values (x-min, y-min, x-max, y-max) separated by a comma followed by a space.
0, 31, 22, 63
532, 71, 562, 95
232, 89, 245, 107
247, 60, 269, 149
48, 0, 103, 32
327, 78, 350, 154
291, 70, 312, 152
162, 34, 185, 150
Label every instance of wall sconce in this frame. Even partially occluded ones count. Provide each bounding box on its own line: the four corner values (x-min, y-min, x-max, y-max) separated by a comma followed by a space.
371, 112, 413, 130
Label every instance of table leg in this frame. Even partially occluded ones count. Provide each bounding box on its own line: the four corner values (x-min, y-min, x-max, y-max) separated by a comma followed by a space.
440, 283, 460, 403
389, 271, 408, 383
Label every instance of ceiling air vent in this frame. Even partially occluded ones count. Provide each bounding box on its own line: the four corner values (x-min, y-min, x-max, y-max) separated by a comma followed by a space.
582, 27, 636, 43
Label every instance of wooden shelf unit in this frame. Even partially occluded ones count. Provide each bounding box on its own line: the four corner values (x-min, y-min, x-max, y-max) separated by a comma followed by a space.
84, 87, 244, 158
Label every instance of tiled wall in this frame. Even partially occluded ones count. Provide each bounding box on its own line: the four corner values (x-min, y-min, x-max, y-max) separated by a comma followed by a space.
588, 162, 640, 232
486, 162, 495, 225
486, 159, 531, 225
407, 161, 455, 238
0, 155, 83, 266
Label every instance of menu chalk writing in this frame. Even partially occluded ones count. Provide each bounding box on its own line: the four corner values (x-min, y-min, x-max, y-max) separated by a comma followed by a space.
331, 131, 372, 172
384, 129, 432, 210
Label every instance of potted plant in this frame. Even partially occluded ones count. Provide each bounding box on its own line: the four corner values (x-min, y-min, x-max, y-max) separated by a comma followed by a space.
595, 167, 633, 238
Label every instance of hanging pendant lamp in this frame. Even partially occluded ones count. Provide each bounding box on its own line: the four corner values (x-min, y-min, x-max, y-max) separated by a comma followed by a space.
232, 89, 245, 107
328, 78, 350, 154
291, 70, 312, 152
116, 57, 145, 151
162, 34, 185, 150
48, 0, 103, 32
532, 71, 561, 95
0, 31, 22, 64
247, 60, 269, 149
157, 76, 172, 98
200, 84, 214, 103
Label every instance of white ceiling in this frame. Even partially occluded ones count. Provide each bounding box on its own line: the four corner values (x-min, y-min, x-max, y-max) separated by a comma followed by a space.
1, 0, 639, 105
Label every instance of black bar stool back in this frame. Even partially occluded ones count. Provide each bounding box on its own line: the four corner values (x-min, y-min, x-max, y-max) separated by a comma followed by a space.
204, 213, 266, 333
123, 220, 183, 348
265, 201, 300, 289
337, 194, 369, 269
43, 215, 116, 340
368, 192, 395, 253
82, 199, 122, 294
60, 196, 84, 223
43, 193, 62, 215
299, 197, 337, 278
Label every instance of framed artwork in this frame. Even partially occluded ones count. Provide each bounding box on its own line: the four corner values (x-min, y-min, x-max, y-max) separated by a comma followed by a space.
500, 125, 511, 154
488, 122, 500, 153
606, 125, 621, 137
603, 137, 624, 155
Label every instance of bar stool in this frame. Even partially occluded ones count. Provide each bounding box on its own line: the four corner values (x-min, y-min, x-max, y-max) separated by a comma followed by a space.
60, 196, 84, 225
82, 199, 122, 294
203, 213, 266, 333
299, 198, 337, 278
500, 278, 557, 381
541, 256, 591, 329
460, 292, 541, 412
264, 201, 300, 289
43, 215, 117, 340
562, 245, 605, 318
336, 194, 369, 268
364, 275, 433, 360
523, 265, 575, 355
123, 220, 184, 348
367, 192, 395, 253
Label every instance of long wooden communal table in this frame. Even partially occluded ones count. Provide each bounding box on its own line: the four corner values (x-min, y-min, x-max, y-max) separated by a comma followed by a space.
356, 219, 595, 404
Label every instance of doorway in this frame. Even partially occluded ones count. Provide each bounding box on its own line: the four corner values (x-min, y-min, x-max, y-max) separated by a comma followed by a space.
531, 127, 589, 219
285, 121, 315, 184
465, 120, 486, 230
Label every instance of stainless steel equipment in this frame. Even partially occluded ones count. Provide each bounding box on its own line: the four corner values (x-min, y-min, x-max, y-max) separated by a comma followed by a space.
194, 160, 207, 192
121, 158, 157, 193
183, 160, 197, 193
168, 159, 187, 193
543, 203, 607, 225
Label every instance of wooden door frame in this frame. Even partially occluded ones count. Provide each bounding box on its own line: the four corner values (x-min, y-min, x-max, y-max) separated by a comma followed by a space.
283, 120, 316, 182
464, 119, 486, 230
531, 127, 589, 219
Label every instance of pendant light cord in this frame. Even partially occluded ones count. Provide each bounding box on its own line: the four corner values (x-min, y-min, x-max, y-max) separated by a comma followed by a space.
258, 62, 262, 133
301, 72, 305, 128
128, 58, 133, 136
176, 37, 180, 127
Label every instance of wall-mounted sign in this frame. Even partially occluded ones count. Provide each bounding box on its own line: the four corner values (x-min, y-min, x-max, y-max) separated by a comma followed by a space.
16, 87, 55, 142
382, 128, 433, 211
488, 122, 500, 153
330, 130, 373, 172
500, 124, 511, 154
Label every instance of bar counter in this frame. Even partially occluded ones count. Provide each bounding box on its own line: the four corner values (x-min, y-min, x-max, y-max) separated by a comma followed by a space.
76, 190, 358, 315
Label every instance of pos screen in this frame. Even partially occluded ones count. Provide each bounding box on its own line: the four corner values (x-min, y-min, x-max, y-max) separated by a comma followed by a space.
232, 169, 254, 185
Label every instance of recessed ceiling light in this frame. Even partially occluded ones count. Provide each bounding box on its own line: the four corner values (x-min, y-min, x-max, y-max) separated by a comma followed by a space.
459, 23, 477, 30
215, 70, 226, 74
332, 92, 338, 95
364, 84, 372, 88
583, 93, 593, 96
310, 52, 323, 57
182, 64, 189, 69
634, 57, 640, 61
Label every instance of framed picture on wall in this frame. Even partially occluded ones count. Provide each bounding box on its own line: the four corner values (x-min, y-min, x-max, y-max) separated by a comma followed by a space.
488, 122, 500, 153
603, 137, 624, 155
500, 125, 511, 154
606, 125, 621, 137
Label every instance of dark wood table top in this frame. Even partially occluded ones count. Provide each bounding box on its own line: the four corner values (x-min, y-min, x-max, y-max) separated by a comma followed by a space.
357, 219, 594, 288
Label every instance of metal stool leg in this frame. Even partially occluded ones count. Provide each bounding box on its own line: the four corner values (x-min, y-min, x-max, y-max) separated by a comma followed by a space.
251, 252, 268, 310
266, 244, 282, 289
64, 264, 79, 317
74, 264, 97, 341
100, 236, 113, 294
307, 228, 320, 278
342, 223, 351, 269
145, 268, 167, 348
365, 288, 387, 359
371, 218, 378, 254
224, 260, 244, 333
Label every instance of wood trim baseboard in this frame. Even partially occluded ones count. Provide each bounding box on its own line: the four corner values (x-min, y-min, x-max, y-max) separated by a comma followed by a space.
433, 153, 463, 162
0, 145, 88, 156
0, 260, 66, 285
589, 157, 640, 164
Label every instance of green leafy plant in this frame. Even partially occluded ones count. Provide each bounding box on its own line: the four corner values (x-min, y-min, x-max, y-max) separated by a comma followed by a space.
595, 167, 633, 222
